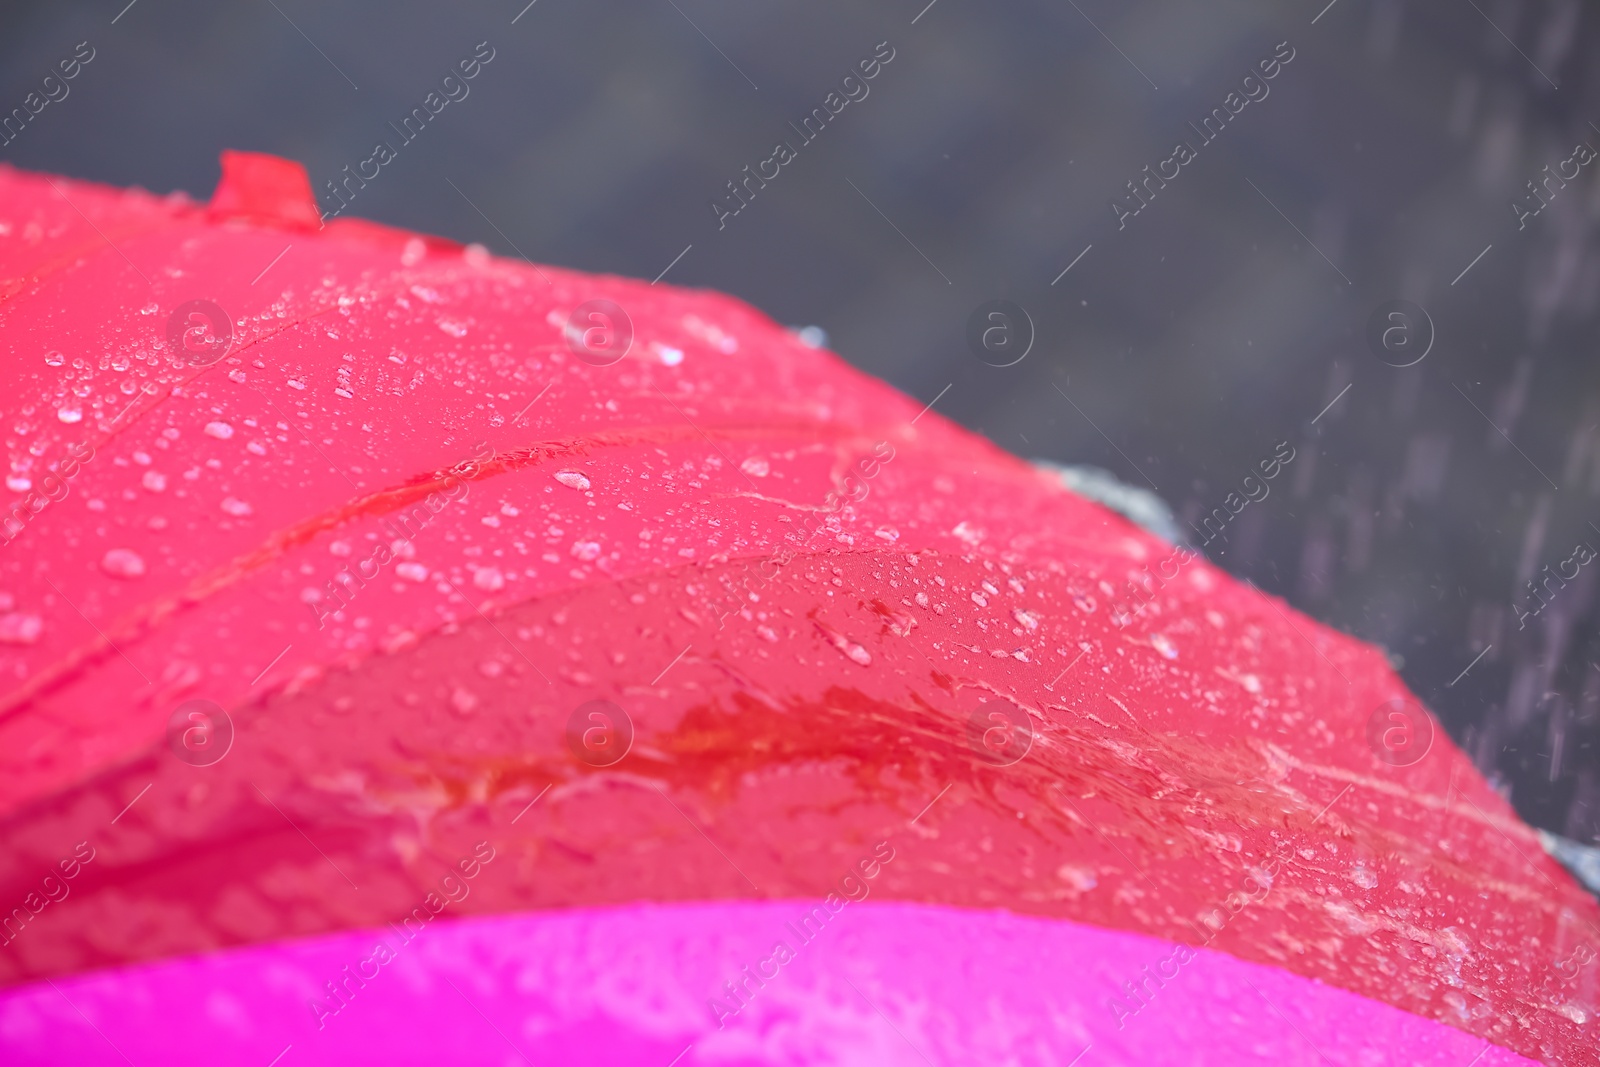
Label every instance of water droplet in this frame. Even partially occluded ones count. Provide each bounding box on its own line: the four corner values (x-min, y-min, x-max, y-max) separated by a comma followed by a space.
0, 612, 42, 644
1013, 609, 1041, 631
396, 562, 430, 582
815, 621, 872, 666
204, 421, 235, 439
1056, 864, 1098, 894
220, 497, 252, 516
554, 470, 591, 491
874, 525, 899, 542
1350, 865, 1378, 890
6, 475, 31, 493
795, 326, 827, 348
571, 540, 602, 562
437, 319, 469, 338
142, 471, 167, 492
740, 457, 770, 477
44, 351, 64, 367
101, 548, 146, 579
473, 566, 505, 591
1151, 633, 1178, 659
57, 406, 82, 424
885, 610, 917, 637
451, 687, 479, 715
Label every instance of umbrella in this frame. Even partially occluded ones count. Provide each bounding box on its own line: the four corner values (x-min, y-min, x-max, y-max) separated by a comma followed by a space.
0, 151, 1593, 1065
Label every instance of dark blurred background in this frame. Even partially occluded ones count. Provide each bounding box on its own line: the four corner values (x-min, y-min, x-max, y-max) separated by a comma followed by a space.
3, 0, 1597, 847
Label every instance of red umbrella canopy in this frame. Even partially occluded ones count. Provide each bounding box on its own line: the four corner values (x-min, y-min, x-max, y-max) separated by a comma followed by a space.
0, 152, 1594, 1065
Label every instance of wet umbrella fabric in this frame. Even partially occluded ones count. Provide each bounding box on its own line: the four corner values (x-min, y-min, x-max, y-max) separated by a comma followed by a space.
0, 153, 1592, 1065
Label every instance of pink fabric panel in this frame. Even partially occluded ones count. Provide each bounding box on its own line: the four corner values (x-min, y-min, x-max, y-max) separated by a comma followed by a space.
0, 900, 1534, 1066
